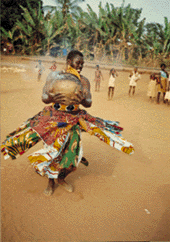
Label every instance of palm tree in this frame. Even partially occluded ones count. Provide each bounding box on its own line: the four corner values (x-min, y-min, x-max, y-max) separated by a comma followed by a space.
42, 11, 66, 55
43, 0, 85, 18
76, 4, 109, 59
15, 0, 45, 54
156, 17, 170, 57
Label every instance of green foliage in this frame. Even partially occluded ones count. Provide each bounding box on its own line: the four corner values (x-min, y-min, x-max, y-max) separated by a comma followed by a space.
1, 0, 169, 66
1, 0, 43, 31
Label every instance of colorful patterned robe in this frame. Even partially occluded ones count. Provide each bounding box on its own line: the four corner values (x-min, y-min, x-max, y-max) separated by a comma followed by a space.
1, 67, 134, 179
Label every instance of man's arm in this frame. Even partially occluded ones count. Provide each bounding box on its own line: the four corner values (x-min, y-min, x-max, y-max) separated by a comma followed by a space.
42, 72, 66, 104
42, 73, 53, 103
159, 72, 163, 88
100, 71, 104, 81
80, 75, 92, 108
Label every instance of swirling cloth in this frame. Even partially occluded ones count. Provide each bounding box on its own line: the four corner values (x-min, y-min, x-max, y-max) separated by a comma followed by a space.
1, 68, 134, 179
1, 106, 134, 178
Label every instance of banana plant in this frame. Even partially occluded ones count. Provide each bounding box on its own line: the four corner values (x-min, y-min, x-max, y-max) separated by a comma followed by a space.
156, 17, 170, 56
0, 27, 16, 54
43, 0, 85, 18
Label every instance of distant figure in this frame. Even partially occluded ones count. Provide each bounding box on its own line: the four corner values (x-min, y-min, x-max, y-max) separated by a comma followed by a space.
36, 60, 45, 81
49, 61, 57, 72
94, 65, 104, 91
128, 67, 141, 96
157, 63, 169, 104
164, 76, 170, 104
147, 73, 157, 101
108, 68, 118, 100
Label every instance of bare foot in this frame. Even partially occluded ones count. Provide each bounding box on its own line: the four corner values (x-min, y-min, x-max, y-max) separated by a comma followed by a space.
58, 179, 74, 193
81, 157, 89, 166
43, 179, 55, 196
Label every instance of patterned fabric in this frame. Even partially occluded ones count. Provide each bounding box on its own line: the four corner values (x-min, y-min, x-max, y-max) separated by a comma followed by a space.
53, 103, 79, 112
1, 106, 134, 179
1, 122, 41, 160
157, 71, 168, 93
28, 125, 82, 178
157, 77, 167, 93
1, 66, 134, 179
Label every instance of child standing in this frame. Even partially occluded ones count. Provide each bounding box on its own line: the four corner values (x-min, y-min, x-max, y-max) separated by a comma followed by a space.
128, 67, 141, 96
36, 60, 45, 81
157, 63, 169, 104
94, 65, 104, 92
108, 68, 118, 100
147, 73, 157, 101
1, 50, 134, 197
49, 61, 57, 72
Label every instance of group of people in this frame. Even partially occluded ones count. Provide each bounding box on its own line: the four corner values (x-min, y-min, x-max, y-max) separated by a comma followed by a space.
1, 50, 134, 197
94, 64, 169, 104
94, 65, 141, 100
147, 64, 170, 104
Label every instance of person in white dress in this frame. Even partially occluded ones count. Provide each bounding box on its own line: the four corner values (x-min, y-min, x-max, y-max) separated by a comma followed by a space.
128, 67, 141, 96
108, 68, 118, 100
147, 73, 157, 101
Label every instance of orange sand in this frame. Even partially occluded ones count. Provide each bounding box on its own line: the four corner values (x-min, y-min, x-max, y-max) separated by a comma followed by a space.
1, 56, 170, 241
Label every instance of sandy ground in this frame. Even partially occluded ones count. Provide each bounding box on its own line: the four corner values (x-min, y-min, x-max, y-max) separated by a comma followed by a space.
1, 56, 170, 242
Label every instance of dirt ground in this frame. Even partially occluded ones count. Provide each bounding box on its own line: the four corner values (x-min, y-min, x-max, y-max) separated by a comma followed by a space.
1, 56, 170, 242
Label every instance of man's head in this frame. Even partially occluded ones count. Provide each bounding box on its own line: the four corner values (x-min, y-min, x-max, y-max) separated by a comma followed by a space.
161, 63, 166, 70
67, 50, 84, 74
96, 65, 99, 70
134, 67, 138, 73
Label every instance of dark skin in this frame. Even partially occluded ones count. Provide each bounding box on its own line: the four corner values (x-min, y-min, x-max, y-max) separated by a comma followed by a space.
157, 64, 169, 103
95, 66, 104, 91
42, 55, 92, 108
43, 54, 91, 196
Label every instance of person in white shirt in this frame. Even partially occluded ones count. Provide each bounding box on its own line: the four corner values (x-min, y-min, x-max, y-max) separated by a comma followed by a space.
128, 67, 141, 96
36, 60, 45, 81
108, 68, 118, 100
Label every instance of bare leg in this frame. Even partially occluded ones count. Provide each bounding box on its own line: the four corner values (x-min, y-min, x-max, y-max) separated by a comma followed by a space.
43, 178, 55, 196
111, 87, 114, 99
163, 92, 166, 103
58, 167, 76, 192
108, 87, 111, 100
98, 81, 100, 91
37, 74, 41, 81
157, 92, 160, 103
132, 86, 136, 95
95, 81, 97, 91
129, 86, 132, 96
